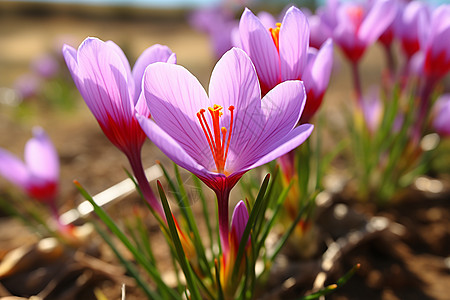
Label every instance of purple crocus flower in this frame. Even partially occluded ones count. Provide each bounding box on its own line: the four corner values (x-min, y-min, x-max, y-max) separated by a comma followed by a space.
137, 47, 313, 248
0, 127, 59, 205
361, 86, 383, 133
433, 94, 450, 137
238, 6, 333, 122
32, 54, 60, 79
63, 37, 176, 218
422, 4, 450, 81
333, 0, 397, 63
239, 6, 310, 96
189, 7, 238, 59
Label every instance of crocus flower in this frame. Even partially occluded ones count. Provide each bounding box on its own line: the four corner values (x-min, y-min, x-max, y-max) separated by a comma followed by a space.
239, 6, 310, 96
189, 7, 238, 59
32, 54, 60, 79
333, 0, 397, 63
422, 4, 450, 81
63, 37, 176, 218
0, 127, 59, 205
238, 6, 333, 122
433, 94, 450, 137
220, 200, 250, 296
137, 47, 313, 248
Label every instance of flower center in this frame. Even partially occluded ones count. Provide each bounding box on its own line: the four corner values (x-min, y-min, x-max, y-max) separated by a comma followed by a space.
197, 104, 235, 174
269, 23, 282, 52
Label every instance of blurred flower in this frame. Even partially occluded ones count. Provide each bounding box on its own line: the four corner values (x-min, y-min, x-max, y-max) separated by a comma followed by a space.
361, 86, 383, 133
422, 4, 450, 81
137, 47, 313, 248
333, 0, 397, 63
0, 127, 59, 204
32, 54, 60, 79
63, 37, 176, 218
14, 74, 41, 100
220, 200, 249, 295
433, 94, 450, 137
189, 7, 238, 59
309, 0, 339, 49
397, 1, 430, 59
238, 6, 333, 122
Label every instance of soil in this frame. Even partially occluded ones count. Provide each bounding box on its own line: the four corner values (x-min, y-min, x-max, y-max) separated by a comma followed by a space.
0, 2, 449, 300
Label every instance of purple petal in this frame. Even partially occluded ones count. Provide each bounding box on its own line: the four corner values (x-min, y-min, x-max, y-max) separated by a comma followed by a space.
142, 62, 212, 167
0, 148, 29, 189
244, 123, 314, 172
132, 44, 176, 103
24, 127, 59, 182
137, 115, 213, 178
239, 8, 281, 91
303, 38, 334, 95
209, 47, 261, 135
230, 200, 249, 244
359, 0, 398, 45
227, 80, 306, 172
62, 44, 82, 90
77, 37, 133, 125
105, 40, 135, 102
279, 6, 310, 81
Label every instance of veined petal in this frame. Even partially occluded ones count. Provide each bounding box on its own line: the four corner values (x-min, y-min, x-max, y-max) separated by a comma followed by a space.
227, 80, 305, 171
279, 6, 310, 81
230, 200, 249, 245
0, 149, 29, 189
242, 123, 314, 172
137, 115, 213, 178
24, 127, 59, 182
62, 44, 82, 91
209, 48, 261, 134
77, 37, 133, 126
359, 0, 397, 45
132, 44, 176, 104
239, 8, 281, 91
303, 39, 333, 95
142, 62, 211, 166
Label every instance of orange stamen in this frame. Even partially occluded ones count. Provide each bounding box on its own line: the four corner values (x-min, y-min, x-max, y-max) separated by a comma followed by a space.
197, 105, 235, 174
269, 22, 282, 51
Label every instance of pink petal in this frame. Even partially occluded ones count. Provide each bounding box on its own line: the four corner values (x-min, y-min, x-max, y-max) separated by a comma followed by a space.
228, 80, 306, 171
0, 148, 29, 189
77, 37, 133, 126
239, 8, 281, 91
24, 127, 59, 182
244, 123, 314, 172
132, 44, 176, 103
137, 115, 214, 178
230, 200, 249, 244
142, 62, 211, 166
209, 48, 262, 146
359, 0, 398, 45
279, 6, 310, 81
303, 38, 334, 95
